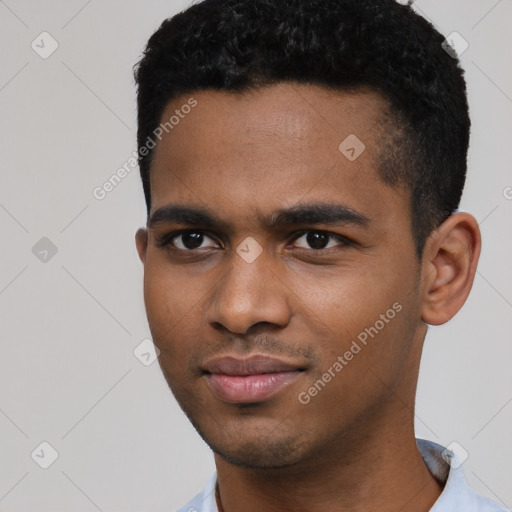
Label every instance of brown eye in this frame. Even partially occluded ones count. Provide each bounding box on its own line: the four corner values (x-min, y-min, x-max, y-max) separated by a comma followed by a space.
170, 231, 218, 250
292, 231, 349, 250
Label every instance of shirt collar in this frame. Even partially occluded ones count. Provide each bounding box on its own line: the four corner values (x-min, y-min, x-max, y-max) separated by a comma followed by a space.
417, 438, 507, 512
178, 439, 507, 512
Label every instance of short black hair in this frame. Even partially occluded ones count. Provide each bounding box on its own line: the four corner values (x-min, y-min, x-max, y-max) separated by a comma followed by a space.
134, 0, 470, 257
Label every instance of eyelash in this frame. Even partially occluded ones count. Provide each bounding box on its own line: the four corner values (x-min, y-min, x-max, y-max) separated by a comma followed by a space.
155, 229, 352, 252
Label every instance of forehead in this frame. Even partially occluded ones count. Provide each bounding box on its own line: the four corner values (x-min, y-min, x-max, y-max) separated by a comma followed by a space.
149, 83, 406, 228
153, 83, 387, 165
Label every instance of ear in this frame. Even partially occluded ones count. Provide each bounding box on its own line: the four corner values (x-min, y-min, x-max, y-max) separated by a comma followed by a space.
135, 228, 148, 264
420, 213, 481, 325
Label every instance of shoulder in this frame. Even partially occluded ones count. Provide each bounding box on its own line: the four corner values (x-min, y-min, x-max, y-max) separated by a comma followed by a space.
464, 487, 509, 512
459, 487, 509, 512
417, 439, 509, 512
175, 473, 218, 512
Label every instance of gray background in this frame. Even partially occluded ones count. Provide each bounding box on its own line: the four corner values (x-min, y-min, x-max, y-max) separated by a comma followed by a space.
0, 1, 510, 510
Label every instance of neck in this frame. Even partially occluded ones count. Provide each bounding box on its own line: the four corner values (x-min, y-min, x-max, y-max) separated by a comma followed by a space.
215, 409, 442, 512
214, 327, 443, 512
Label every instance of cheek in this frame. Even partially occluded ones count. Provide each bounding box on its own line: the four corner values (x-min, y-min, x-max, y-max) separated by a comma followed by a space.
301, 255, 419, 378
143, 263, 207, 397
296, 298, 417, 431
143, 258, 200, 351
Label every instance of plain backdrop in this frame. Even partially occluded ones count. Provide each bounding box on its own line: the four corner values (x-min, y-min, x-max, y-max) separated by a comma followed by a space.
0, 1, 511, 510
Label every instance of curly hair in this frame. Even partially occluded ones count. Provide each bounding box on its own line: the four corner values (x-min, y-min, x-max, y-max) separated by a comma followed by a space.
134, 0, 470, 257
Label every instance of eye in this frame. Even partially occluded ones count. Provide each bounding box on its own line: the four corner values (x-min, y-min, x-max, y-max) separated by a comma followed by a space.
291, 231, 350, 250
157, 230, 219, 251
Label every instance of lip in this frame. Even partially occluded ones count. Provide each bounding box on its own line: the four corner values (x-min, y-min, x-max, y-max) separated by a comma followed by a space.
203, 355, 305, 404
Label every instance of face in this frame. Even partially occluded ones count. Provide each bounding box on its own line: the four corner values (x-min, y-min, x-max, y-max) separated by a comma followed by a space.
136, 83, 425, 469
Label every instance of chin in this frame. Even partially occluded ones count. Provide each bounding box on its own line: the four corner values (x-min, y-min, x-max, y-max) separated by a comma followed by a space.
191, 416, 310, 469
211, 440, 305, 469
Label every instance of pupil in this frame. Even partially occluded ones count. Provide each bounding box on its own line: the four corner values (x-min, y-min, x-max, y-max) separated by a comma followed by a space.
307, 232, 329, 249
183, 232, 203, 249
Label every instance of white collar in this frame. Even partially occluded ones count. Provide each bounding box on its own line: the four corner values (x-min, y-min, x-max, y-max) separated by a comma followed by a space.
177, 438, 508, 512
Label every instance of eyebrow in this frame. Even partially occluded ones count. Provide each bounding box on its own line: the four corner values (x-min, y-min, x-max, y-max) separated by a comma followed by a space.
148, 204, 230, 230
269, 203, 371, 228
147, 202, 371, 230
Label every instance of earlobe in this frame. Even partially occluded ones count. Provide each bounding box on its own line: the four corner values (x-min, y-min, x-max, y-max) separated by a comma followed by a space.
420, 213, 481, 326
135, 228, 148, 264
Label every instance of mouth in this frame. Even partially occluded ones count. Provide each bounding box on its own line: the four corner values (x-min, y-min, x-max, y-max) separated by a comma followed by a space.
202, 355, 306, 404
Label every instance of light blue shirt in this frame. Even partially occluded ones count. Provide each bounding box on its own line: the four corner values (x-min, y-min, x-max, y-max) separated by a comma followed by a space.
177, 439, 508, 512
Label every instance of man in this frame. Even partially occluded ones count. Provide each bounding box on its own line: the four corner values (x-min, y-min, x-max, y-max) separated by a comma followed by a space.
133, 0, 506, 510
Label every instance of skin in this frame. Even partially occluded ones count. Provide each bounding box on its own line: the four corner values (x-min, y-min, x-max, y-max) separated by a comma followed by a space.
135, 83, 481, 512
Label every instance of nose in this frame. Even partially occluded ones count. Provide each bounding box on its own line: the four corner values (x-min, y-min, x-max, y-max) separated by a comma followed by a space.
205, 251, 292, 335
